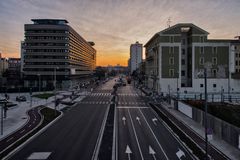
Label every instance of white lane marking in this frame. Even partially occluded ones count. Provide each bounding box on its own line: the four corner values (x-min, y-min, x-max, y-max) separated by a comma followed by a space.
152, 118, 158, 126
136, 117, 141, 125
149, 146, 157, 160
125, 145, 132, 160
27, 152, 51, 160
127, 109, 144, 160
117, 107, 149, 109
91, 105, 110, 160
176, 148, 185, 159
6, 137, 14, 143
139, 109, 169, 160
122, 116, 126, 125
20, 129, 25, 134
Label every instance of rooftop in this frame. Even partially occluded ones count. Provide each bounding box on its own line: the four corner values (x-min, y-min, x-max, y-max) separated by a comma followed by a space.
31, 19, 68, 25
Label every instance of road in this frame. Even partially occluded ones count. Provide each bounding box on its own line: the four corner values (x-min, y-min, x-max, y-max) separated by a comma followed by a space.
7, 79, 115, 160
116, 84, 195, 160
0, 106, 42, 157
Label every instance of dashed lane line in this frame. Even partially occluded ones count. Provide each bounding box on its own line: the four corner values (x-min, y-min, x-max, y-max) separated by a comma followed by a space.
127, 109, 144, 160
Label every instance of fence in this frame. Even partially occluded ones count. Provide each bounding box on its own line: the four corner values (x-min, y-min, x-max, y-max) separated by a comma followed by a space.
177, 101, 240, 150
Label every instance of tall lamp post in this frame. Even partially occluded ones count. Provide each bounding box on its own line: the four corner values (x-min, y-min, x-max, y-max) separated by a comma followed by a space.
198, 68, 209, 160
204, 68, 208, 160
37, 74, 41, 92
54, 67, 59, 116
177, 71, 179, 100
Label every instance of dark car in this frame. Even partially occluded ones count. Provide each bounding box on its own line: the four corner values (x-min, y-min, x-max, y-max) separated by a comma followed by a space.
16, 96, 27, 102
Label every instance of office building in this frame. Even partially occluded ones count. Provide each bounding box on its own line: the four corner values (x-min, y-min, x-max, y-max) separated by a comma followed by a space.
23, 19, 96, 89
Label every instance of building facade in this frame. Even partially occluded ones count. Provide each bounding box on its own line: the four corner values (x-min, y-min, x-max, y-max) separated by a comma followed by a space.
145, 23, 240, 94
23, 19, 96, 89
130, 41, 142, 74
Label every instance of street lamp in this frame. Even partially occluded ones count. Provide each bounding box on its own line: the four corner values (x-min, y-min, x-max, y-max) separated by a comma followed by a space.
37, 74, 41, 92
54, 67, 59, 116
197, 68, 209, 160
177, 71, 179, 100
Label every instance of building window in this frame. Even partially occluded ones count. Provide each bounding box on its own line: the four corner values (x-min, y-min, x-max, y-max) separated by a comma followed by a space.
200, 47, 204, 54
181, 70, 185, 76
182, 49, 185, 55
169, 47, 174, 54
236, 53, 238, 58
181, 83, 185, 87
200, 84, 203, 88
212, 69, 217, 77
182, 39, 185, 45
236, 60, 239, 66
213, 47, 217, 54
199, 57, 204, 65
213, 84, 217, 88
181, 59, 185, 65
212, 57, 217, 65
169, 69, 174, 77
169, 57, 174, 65
200, 36, 204, 42
170, 36, 174, 43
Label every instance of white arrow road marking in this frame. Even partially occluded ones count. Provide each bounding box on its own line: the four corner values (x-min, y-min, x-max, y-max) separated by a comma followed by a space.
125, 145, 132, 160
136, 117, 141, 125
149, 146, 156, 160
122, 117, 126, 125
152, 118, 158, 126
176, 148, 185, 159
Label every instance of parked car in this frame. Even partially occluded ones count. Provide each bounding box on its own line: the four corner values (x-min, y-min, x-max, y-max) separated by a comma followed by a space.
16, 96, 27, 102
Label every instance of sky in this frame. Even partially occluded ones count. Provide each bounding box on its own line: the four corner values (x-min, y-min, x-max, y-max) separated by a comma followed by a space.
0, 0, 240, 66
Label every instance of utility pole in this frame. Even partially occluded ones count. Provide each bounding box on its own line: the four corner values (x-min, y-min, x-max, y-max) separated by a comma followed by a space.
1, 104, 3, 135
204, 68, 208, 160
37, 74, 41, 92
30, 87, 32, 108
54, 67, 59, 116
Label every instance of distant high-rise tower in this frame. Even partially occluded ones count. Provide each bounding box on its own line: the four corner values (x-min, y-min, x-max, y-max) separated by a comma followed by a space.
130, 41, 142, 74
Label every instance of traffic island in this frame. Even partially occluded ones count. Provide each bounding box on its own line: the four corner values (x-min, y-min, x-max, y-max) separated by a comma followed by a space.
97, 96, 116, 160
0, 106, 61, 159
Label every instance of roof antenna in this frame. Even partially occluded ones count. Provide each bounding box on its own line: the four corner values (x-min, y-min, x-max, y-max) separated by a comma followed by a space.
167, 17, 171, 28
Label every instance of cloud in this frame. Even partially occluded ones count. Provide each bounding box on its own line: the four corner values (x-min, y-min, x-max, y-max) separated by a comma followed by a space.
0, 0, 240, 65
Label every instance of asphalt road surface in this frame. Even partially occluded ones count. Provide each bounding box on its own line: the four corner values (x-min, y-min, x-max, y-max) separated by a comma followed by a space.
7, 79, 115, 160
115, 84, 195, 160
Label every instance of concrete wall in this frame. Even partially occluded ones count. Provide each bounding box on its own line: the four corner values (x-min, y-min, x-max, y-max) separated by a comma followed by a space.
176, 100, 240, 149
178, 101, 193, 118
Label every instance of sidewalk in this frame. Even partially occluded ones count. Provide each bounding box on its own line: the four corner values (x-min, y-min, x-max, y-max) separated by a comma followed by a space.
159, 101, 240, 160
0, 90, 86, 140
